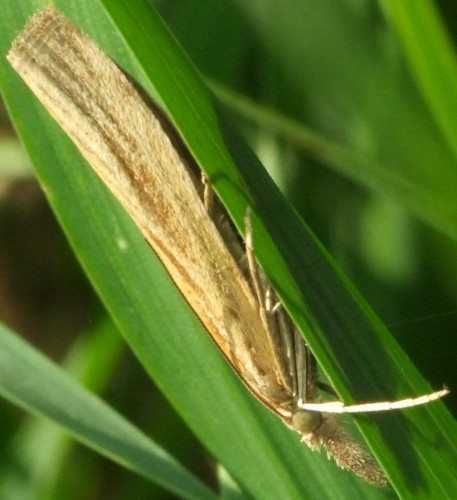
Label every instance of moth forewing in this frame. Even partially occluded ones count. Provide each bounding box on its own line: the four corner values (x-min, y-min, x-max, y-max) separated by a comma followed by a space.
7, 5, 292, 422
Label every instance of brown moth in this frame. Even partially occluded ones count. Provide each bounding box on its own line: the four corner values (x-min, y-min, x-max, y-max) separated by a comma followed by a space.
8, 7, 448, 488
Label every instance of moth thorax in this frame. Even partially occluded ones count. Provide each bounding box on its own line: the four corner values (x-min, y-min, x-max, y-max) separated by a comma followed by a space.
291, 410, 322, 436
263, 382, 291, 403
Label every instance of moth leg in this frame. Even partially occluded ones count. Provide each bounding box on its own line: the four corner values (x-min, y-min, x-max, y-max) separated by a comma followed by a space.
317, 381, 339, 398
243, 208, 298, 395
274, 304, 299, 397
201, 173, 215, 215
243, 208, 269, 310
201, 176, 246, 267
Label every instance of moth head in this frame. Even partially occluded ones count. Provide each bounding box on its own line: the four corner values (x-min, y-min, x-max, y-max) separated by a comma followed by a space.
291, 409, 323, 436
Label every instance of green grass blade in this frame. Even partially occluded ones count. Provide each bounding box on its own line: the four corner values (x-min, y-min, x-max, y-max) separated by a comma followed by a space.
0, 321, 216, 500
381, 0, 457, 162
0, 319, 123, 500
229, 1, 457, 242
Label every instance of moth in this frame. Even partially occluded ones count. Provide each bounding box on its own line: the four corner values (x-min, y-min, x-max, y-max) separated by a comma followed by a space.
8, 7, 448, 487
